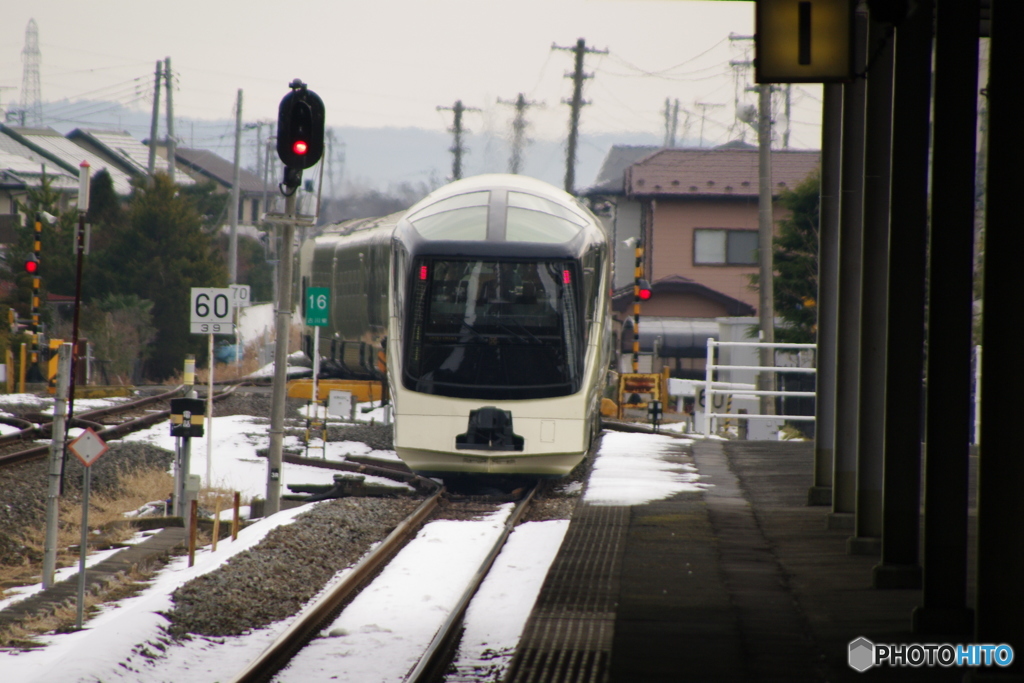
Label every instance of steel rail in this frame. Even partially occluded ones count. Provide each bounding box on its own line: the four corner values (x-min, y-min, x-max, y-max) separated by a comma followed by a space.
0, 386, 236, 468
405, 481, 539, 683
228, 487, 443, 683
0, 386, 185, 447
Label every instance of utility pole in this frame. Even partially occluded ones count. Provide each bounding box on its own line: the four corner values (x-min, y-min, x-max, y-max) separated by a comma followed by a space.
553, 38, 607, 195
757, 84, 776, 416
437, 100, 480, 180
325, 128, 346, 196
783, 84, 792, 150
498, 93, 541, 174
694, 101, 725, 148
229, 89, 242, 284
325, 128, 336, 195
164, 57, 176, 182
663, 98, 680, 147
147, 60, 162, 178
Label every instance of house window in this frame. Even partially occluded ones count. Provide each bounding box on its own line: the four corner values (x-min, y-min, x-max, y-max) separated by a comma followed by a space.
694, 229, 758, 265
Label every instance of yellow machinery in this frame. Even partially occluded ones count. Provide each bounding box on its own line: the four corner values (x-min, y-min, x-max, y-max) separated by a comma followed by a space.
287, 378, 383, 403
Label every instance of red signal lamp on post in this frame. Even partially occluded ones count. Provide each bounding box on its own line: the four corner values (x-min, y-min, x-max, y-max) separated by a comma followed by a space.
24, 253, 40, 275
637, 278, 652, 301
276, 79, 325, 190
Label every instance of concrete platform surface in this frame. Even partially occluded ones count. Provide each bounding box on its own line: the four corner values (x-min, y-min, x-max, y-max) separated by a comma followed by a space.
507, 437, 979, 683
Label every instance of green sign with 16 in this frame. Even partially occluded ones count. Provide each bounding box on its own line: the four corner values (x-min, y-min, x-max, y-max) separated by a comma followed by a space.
306, 287, 330, 327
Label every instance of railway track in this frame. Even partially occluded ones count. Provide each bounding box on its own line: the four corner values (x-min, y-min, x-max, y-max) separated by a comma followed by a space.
0, 385, 237, 468
228, 481, 540, 683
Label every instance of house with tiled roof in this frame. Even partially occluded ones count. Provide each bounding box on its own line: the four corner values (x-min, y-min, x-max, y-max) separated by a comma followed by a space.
584, 142, 819, 375
585, 143, 819, 315
0, 124, 136, 196
66, 128, 194, 187
0, 129, 80, 242
173, 147, 275, 226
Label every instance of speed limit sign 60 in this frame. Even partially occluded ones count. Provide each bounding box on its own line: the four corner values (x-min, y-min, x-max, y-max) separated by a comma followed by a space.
190, 287, 236, 335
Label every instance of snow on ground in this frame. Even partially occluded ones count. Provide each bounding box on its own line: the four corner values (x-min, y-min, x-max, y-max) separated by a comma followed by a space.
3, 503, 316, 683
584, 430, 704, 506
0, 401, 703, 681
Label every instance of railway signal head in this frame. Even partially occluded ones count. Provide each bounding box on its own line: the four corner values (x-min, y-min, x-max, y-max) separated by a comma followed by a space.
637, 278, 652, 301
277, 80, 325, 173
24, 253, 40, 275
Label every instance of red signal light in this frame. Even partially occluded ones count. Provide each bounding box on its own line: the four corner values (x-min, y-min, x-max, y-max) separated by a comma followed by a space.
419, 265, 428, 281
562, 269, 572, 285
637, 278, 652, 301
24, 255, 39, 275
293, 140, 309, 155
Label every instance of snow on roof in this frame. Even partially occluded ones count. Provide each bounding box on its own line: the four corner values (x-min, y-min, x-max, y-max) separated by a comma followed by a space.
0, 144, 79, 191
71, 129, 194, 186
1, 126, 136, 196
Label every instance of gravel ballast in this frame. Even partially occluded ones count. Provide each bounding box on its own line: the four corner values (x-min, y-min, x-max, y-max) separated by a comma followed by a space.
165, 497, 421, 637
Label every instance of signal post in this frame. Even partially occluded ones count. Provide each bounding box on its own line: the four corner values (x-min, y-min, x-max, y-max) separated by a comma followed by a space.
265, 79, 324, 516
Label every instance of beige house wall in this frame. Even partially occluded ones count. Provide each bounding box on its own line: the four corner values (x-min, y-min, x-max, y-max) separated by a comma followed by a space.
649, 198, 789, 312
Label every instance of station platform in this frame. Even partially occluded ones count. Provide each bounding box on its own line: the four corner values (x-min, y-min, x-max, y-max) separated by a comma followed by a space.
506, 436, 976, 682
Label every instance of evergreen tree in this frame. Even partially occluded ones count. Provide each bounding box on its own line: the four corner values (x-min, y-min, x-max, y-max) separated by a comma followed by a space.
91, 174, 227, 379
77, 294, 157, 384
772, 171, 820, 343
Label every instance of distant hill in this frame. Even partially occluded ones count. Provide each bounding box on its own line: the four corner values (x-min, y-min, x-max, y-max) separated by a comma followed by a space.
37, 99, 665, 193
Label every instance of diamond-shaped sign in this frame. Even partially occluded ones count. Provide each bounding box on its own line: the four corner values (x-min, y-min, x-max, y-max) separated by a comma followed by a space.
69, 428, 109, 467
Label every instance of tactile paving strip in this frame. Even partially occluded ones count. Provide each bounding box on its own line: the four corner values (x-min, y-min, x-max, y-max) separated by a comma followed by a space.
504, 503, 629, 683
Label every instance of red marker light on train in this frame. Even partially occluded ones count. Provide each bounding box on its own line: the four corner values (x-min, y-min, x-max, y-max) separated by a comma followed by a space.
293, 140, 309, 155
419, 265, 428, 280
562, 269, 572, 284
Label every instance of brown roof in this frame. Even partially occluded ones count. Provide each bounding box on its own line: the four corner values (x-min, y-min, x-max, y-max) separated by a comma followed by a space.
174, 147, 272, 195
612, 274, 755, 317
625, 147, 819, 198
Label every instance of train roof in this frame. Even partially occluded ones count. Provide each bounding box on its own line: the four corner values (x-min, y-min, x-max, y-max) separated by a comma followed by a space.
401, 173, 601, 245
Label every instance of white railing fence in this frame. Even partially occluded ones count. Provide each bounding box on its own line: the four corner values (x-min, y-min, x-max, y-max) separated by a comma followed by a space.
703, 339, 817, 437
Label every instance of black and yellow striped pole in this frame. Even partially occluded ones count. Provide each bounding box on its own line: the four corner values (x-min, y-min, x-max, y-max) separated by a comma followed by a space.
631, 242, 652, 374
632, 244, 642, 373
25, 215, 44, 382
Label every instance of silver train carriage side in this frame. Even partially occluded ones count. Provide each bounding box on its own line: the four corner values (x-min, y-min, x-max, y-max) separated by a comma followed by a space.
299, 174, 612, 477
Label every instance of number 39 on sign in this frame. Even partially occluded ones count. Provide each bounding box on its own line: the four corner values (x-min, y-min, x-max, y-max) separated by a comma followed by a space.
190, 287, 236, 335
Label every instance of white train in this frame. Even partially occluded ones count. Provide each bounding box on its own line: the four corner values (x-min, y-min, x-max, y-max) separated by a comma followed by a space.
299, 174, 612, 477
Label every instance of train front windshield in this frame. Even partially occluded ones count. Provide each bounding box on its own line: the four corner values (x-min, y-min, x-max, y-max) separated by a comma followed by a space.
404, 259, 583, 400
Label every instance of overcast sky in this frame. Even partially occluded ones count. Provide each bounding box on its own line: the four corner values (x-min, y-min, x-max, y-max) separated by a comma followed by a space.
1, 0, 822, 150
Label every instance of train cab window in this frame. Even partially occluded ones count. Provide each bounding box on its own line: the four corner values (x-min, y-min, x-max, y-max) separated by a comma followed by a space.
407, 191, 490, 241
403, 258, 583, 400
505, 191, 586, 243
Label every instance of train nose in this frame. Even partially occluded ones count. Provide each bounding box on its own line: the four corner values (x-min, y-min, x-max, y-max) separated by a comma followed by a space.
455, 407, 525, 451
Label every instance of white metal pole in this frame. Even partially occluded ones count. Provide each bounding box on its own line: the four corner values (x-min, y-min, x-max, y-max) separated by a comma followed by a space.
312, 329, 320, 425
42, 344, 72, 588
75, 465, 91, 629
704, 338, 714, 436
206, 333, 214, 487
